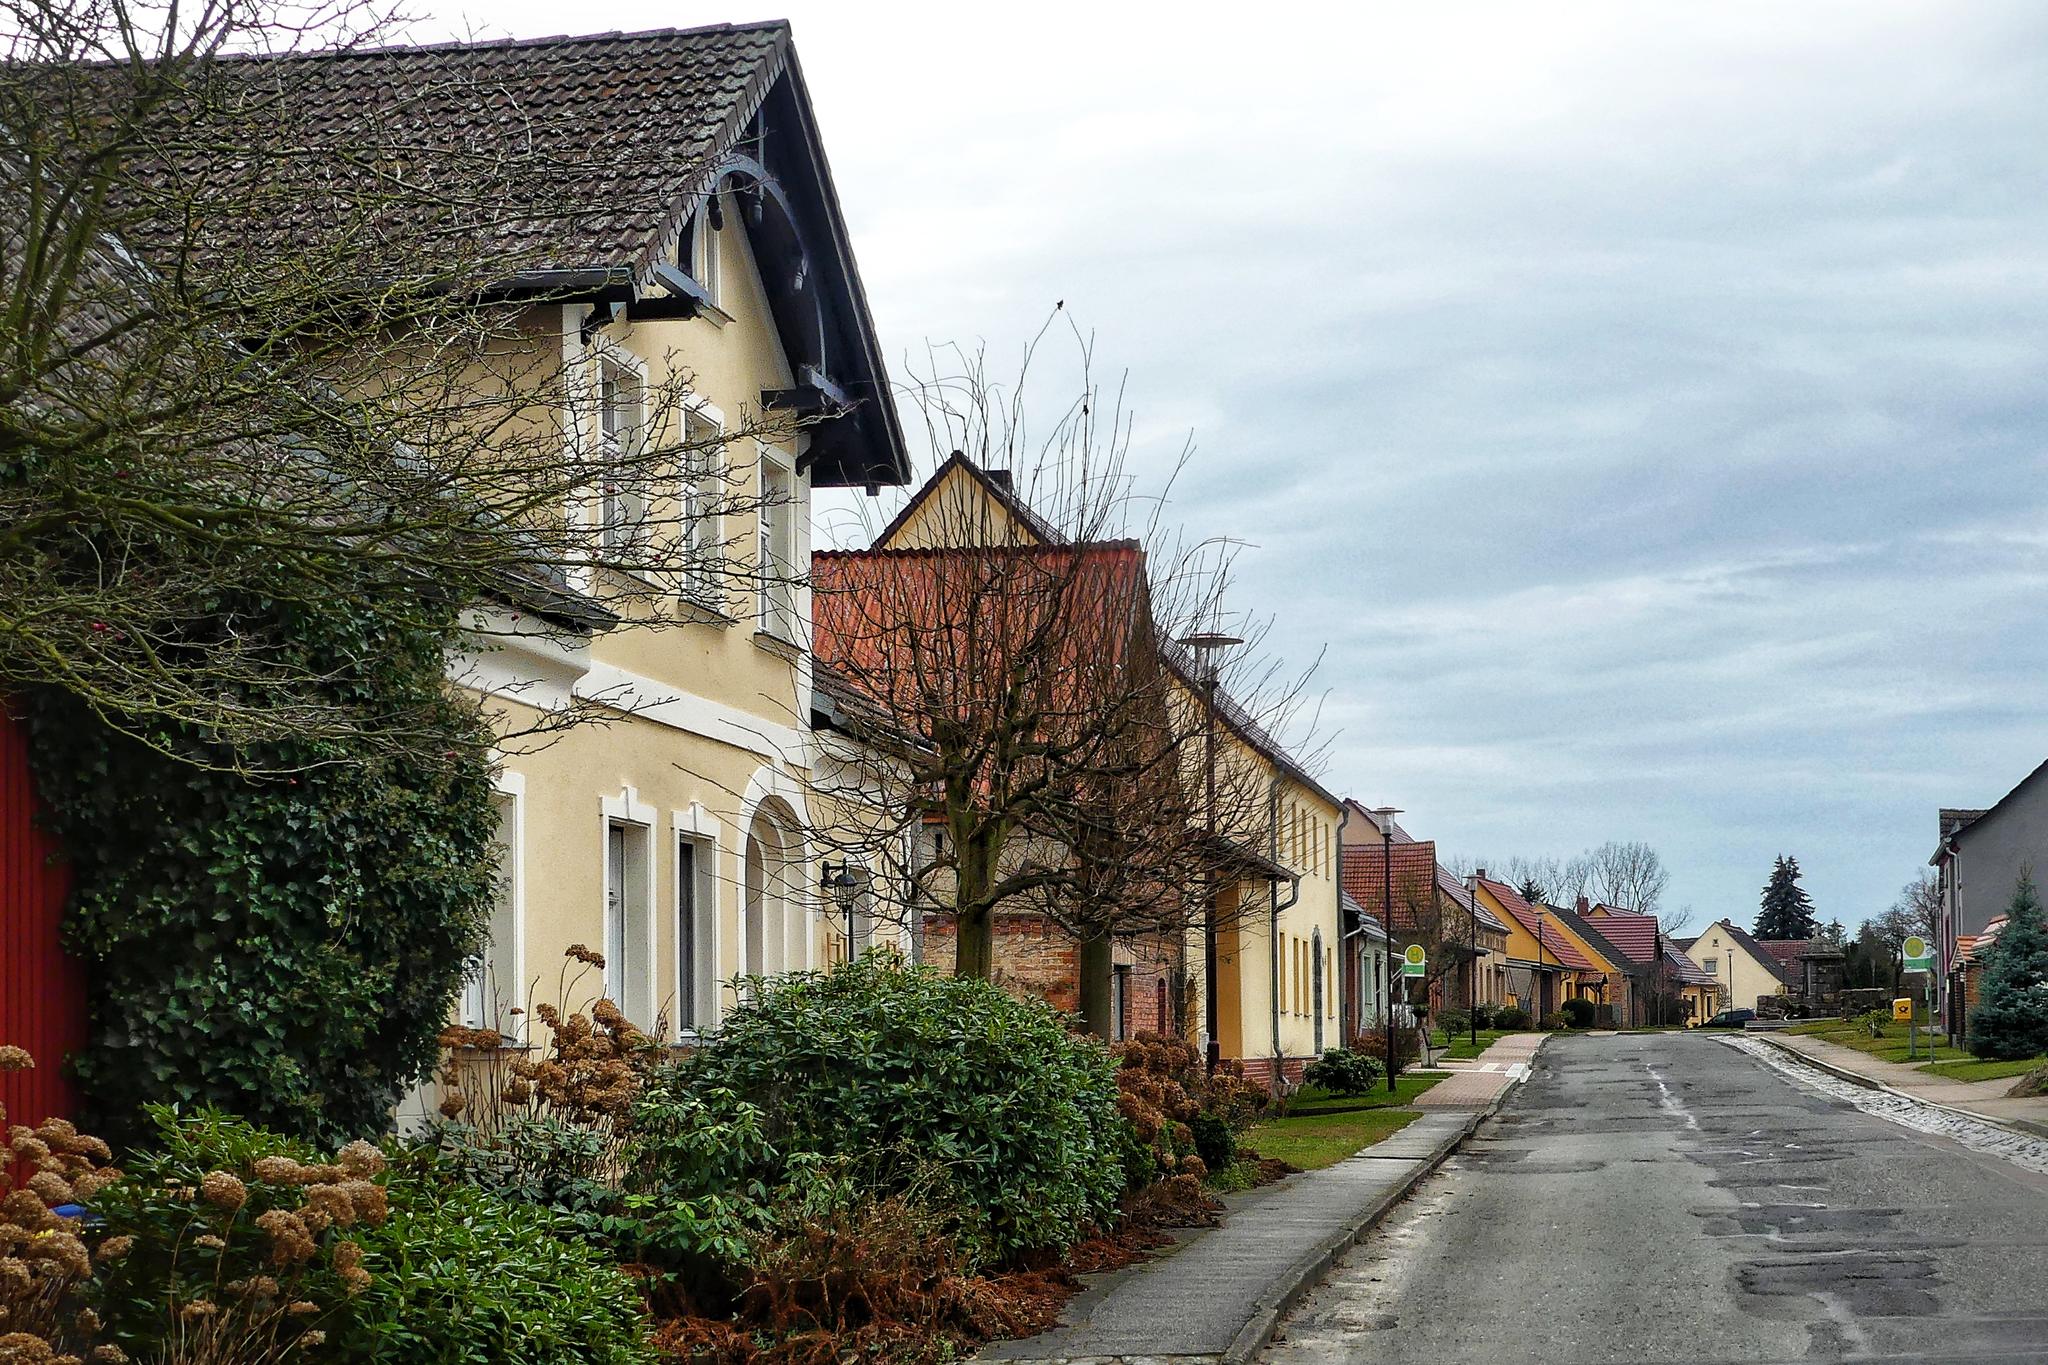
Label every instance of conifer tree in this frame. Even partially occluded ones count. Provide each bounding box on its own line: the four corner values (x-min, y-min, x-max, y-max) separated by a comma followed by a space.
1754, 855, 1817, 939
1968, 873, 2048, 1061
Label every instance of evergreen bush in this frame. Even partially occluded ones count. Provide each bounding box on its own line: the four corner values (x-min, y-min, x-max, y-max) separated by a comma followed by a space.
670, 953, 1128, 1266
1302, 1047, 1386, 1097
1969, 874, 2048, 1061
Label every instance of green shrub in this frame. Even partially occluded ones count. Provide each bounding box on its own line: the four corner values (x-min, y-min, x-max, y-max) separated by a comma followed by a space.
1347, 1028, 1420, 1076
1559, 998, 1597, 1029
1436, 1008, 1471, 1037
1858, 1009, 1890, 1039
1302, 1047, 1386, 1097
340, 1184, 654, 1365
1971, 874, 2048, 1061
1539, 1011, 1570, 1031
85, 1108, 652, 1365
1469, 1003, 1498, 1030
670, 953, 1127, 1266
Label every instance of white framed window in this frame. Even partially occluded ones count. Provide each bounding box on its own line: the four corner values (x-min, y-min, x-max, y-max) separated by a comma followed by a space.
1702, 957, 1718, 975
680, 407, 725, 607
461, 787, 523, 1034
756, 445, 798, 641
675, 832, 718, 1033
597, 358, 648, 557
601, 787, 656, 1024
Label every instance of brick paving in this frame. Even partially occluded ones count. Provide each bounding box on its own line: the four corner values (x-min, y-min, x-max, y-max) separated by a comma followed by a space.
1408, 1032, 1543, 1111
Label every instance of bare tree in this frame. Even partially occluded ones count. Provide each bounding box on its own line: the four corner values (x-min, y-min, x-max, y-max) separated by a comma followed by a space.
808, 327, 1320, 1037
1, 0, 801, 768
1585, 840, 1671, 918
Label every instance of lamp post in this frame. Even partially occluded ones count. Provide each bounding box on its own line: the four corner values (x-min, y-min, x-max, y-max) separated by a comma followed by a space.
820, 860, 864, 962
1181, 631, 1240, 1076
1467, 873, 1479, 1048
1373, 807, 1402, 1093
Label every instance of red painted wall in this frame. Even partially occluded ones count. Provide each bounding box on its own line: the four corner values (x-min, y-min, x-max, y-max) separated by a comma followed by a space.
0, 707, 83, 1134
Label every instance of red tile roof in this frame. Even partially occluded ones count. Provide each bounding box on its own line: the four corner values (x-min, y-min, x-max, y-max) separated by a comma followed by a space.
1477, 877, 1593, 970
1341, 842, 1442, 934
1584, 907, 1659, 965
1755, 939, 1810, 968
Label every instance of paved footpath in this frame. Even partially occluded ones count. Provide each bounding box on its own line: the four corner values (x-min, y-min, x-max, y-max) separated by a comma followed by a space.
1260, 1032, 2048, 1365
1411, 1032, 1543, 1110
980, 1035, 1543, 1365
1758, 1029, 2048, 1136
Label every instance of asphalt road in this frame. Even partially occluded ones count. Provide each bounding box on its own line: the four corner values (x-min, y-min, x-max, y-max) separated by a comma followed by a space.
1260, 1032, 2048, 1365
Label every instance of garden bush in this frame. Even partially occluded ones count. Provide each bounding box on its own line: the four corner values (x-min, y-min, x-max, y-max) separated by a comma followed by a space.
1559, 998, 1597, 1029
1302, 1047, 1386, 1097
1436, 1008, 1471, 1037
668, 953, 1128, 1266
1858, 1009, 1890, 1039
1539, 1011, 1570, 1031
1492, 1005, 1533, 1030
1469, 1003, 1498, 1030
0, 1068, 652, 1365
1347, 1029, 1421, 1075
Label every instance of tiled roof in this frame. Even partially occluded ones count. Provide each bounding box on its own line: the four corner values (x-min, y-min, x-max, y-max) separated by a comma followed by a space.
1584, 907, 1659, 966
109, 25, 788, 278
1755, 939, 1810, 968
1663, 944, 1714, 986
1340, 842, 1441, 934
1548, 909, 1629, 975
1476, 877, 1593, 971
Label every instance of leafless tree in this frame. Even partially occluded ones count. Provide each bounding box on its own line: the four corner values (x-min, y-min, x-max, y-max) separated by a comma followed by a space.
1585, 840, 1671, 918
808, 325, 1321, 1037
1, 0, 800, 769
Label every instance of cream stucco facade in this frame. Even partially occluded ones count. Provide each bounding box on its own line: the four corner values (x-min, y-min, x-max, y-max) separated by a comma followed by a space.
1686, 921, 1790, 1015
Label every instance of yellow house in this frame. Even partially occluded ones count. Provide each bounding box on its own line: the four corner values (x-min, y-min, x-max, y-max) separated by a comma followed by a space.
287, 26, 920, 1109
1680, 920, 1796, 1015
1472, 876, 1598, 1018
839, 454, 1343, 1085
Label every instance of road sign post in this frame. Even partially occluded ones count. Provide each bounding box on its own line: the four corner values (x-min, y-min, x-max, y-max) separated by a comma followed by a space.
1902, 936, 1934, 1059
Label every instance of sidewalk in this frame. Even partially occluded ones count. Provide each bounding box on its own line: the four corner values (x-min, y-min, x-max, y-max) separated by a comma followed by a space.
1757, 1031, 2048, 1137
980, 1035, 1542, 1364
1411, 1031, 1544, 1111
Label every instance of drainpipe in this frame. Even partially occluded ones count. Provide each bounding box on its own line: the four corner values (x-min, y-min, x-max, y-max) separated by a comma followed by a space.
1334, 801, 1351, 1038
1268, 777, 1302, 1082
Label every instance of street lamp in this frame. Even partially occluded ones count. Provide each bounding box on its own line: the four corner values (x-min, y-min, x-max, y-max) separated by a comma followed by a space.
1466, 872, 1479, 1049
819, 860, 866, 962
1180, 630, 1241, 1076
1373, 807, 1402, 1093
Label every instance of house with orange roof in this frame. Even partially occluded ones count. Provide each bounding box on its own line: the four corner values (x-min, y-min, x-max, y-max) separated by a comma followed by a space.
1472, 874, 1598, 1018
1581, 903, 1716, 1024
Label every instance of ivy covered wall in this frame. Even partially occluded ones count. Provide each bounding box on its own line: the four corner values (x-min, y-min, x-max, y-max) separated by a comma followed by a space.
22, 595, 499, 1145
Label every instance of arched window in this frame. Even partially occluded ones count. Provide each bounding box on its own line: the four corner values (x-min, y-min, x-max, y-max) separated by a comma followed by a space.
741, 799, 804, 980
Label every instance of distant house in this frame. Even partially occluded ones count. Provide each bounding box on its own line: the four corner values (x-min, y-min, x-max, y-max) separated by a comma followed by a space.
1472, 875, 1595, 1017
1678, 920, 1796, 1013
1929, 762, 2048, 1041
1579, 903, 1715, 1024
1338, 803, 1508, 1034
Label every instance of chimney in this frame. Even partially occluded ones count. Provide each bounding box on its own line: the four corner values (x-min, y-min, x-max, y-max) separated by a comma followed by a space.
1576, 895, 1590, 914
985, 468, 1013, 491
1475, 866, 1487, 882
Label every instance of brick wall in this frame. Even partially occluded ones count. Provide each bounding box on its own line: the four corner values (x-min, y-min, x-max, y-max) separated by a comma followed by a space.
921, 911, 1185, 1042
1237, 1055, 1310, 1092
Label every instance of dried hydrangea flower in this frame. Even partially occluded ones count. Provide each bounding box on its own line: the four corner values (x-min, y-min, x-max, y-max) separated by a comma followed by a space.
0, 1047, 33, 1072
199, 1172, 247, 1213
334, 1141, 383, 1179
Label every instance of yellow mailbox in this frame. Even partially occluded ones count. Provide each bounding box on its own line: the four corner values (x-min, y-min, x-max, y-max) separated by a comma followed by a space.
1892, 998, 1914, 1022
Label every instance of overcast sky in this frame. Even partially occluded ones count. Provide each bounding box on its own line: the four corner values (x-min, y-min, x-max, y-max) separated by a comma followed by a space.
425, 1, 2048, 932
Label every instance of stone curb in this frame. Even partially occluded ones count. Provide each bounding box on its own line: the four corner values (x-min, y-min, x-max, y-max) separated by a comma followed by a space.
1751, 1033, 2048, 1141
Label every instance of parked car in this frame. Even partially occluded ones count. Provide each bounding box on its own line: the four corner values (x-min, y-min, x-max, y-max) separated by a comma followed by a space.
1701, 1008, 1757, 1029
